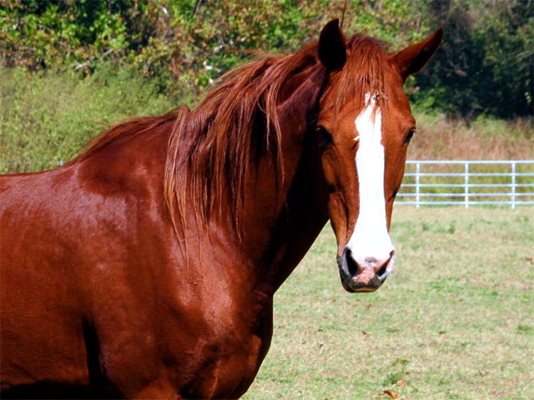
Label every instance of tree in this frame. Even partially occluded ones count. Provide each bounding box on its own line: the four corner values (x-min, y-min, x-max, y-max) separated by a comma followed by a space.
413, 0, 533, 118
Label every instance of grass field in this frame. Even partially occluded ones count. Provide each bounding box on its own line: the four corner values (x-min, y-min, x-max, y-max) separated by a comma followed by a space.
244, 207, 533, 400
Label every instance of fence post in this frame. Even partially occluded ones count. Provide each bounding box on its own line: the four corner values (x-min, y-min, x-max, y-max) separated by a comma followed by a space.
415, 162, 421, 208
511, 161, 516, 209
464, 162, 469, 208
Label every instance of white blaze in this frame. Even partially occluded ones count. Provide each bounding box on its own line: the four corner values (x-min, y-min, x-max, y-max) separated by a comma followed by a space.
346, 94, 395, 270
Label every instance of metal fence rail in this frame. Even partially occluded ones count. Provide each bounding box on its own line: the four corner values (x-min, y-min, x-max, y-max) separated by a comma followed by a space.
397, 160, 534, 208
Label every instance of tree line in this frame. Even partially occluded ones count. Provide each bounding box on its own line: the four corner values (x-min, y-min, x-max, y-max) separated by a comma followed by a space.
1, 0, 532, 119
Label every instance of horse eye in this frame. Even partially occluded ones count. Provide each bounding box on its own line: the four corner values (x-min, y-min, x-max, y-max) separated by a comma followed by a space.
317, 126, 333, 146
404, 128, 416, 144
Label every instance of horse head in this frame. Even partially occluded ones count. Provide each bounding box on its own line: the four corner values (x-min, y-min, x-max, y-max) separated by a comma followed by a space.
316, 20, 442, 292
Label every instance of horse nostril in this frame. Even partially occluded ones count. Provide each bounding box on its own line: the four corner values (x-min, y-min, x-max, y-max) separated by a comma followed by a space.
343, 247, 358, 276
356, 250, 395, 274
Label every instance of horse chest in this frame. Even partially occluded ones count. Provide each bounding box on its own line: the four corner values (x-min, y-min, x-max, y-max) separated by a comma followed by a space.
158, 286, 273, 398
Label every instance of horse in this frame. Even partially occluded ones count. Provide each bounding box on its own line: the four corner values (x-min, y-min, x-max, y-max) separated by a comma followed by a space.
0, 19, 442, 399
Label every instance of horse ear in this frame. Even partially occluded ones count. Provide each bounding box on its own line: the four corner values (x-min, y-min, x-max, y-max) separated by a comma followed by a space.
392, 28, 444, 81
318, 19, 346, 71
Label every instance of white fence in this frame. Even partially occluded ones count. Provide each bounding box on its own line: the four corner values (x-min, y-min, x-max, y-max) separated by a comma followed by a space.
396, 160, 534, 208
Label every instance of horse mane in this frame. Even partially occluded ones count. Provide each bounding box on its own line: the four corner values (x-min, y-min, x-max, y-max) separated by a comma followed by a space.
68, 34, 388, 237
68, 111, 179, 165
164, 34, 388, 236
164, 42, 324, 235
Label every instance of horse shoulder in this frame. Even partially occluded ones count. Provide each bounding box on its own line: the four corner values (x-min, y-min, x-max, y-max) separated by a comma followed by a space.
1, 170, 92, 389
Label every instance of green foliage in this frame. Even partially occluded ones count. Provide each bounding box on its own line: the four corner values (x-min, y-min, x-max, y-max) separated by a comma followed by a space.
1, 0, 333, 98
347, 0, 429, 46
1, 0, 532, 118
414, 0, 533, 118
0, 0, 133, 69
0, 65, 174, 173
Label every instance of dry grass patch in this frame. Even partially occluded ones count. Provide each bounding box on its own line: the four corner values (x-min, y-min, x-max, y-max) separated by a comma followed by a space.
409, 113, 533, 160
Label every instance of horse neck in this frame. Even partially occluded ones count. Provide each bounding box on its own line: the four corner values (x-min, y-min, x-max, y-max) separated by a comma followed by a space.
239, 66, 330, 294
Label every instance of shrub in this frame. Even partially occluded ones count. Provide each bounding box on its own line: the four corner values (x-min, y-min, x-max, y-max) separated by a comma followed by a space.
0, 64, 175, 173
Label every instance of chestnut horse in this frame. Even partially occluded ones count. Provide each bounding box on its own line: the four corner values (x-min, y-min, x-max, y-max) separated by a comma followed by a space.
0, 20, 442, 399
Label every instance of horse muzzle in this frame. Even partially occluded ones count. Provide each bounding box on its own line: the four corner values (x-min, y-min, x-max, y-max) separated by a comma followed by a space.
336, 247, 395, 293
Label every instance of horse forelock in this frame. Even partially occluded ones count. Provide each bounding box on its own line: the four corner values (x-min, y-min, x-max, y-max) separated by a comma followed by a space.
325, 34, 389, 112
164, 43, 324, 238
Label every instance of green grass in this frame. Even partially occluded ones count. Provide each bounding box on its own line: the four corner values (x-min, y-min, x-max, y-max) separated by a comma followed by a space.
244, 207, 534, 399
